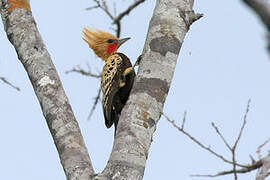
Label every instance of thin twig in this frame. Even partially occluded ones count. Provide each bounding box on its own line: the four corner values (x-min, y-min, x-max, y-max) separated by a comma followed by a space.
232, 99, 250, 179
65, 66, 101, 78
211, 121, 238, 179
90, 0, 114, 20
257, 138, 270, 158
233, 99, 250, 150
113, 0, 146, 24
191, 159, 262, 177
85, 5, 100, 11
113, 0, 145, 37
210, 100, 251, 180
162, 112, 247, 168
87, 88, 102, 120
66, 65, 101, 120
88, 0, 146, 37
211, 122, 232, 151
0, 76, 20, 91
181, 111, 187, 129
164, 100, 258, 179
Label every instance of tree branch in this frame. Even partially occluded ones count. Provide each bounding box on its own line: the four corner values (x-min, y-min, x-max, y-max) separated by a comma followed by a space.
257, 138, 270, 158
0, 1, 95, 179
87, 87, 101, 120
257, 155, 270, 180
233, 99, 250, 151
211, 122, 232, 151
242, 0, 270, 30
191, 159, 262, 177
113, 0, 146, 24
0, 76, 20, 91
210, 100, 250, 179
242, 0, 270, 52
163, 112, 247, 168
164, 100, 266, 179
65, 64, 102, 120
96, 0, 202, 178
65, 65, 101, 78
87, 0, 146, 37
81, 0, 148, 119
192, 138, 270, 179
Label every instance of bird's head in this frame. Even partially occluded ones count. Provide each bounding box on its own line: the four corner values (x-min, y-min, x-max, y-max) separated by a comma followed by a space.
83, 28, 130, 61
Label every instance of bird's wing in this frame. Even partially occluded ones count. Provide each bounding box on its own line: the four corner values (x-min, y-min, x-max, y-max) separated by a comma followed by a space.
116, 53, 136, 104
101, 54, 123, 128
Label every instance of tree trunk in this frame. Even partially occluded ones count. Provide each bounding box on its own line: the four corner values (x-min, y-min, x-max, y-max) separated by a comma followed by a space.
0, 0, 201, 179
0, 0, 95, 179
99, 0, 202, 179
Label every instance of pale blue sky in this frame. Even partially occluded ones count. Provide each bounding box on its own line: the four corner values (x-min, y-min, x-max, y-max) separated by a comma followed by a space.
0, 0, 269, 179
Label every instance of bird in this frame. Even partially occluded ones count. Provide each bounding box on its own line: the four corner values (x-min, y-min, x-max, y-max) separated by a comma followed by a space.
82, 28, 136, 132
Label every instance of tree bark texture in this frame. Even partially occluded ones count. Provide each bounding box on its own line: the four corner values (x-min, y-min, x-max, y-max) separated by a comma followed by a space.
256, 155, 270, 180
0, 0, 201, 179
100, 0, 202, 179
0, 0, 95, 179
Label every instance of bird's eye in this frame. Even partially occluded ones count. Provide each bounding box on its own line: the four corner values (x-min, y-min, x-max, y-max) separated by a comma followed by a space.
107, 39, 114, 43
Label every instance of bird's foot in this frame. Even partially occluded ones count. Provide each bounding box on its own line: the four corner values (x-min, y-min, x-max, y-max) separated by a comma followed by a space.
119, 79, 126, 88
123, 67, 134, 76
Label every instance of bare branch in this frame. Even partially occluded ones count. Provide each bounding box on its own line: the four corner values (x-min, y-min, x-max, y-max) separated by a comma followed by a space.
257, 138, 270, 158
256, 155, 270, 180
115, 21, 121, 38
90, 0, 114, 20
65, 65, 101, 78
210, 100, 250, 179
87, 87, 101, 120
162, 112, 247, 168
191, 159, 262, 177
113, 0, 146, 24
0, 2, 95, 178
211, 122, 232, 151
85, 5, 100, 11
0, 76, 20, 91
233, 99, 250, 150
65, 65, 101, 120
88, 0, 146, 37
181, 111, 187, 129
165, 99, 256, 179
232, 99, 250, 179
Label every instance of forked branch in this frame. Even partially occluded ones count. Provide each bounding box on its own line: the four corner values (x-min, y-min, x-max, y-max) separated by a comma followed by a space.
86, 0, 146, 37
164, 100, 269, 179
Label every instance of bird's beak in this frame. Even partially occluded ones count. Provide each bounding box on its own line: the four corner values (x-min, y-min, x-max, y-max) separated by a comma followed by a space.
117, 37, 131, 47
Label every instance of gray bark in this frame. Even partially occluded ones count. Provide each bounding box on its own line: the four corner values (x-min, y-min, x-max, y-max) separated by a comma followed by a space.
99, 0, 202, 179
0, 1, 95, 179
0, 0, 201, 179
256, 155, 270, 180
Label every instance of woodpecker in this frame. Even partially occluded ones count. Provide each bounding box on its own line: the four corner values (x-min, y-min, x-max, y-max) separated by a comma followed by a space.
83, 28, 135, 131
